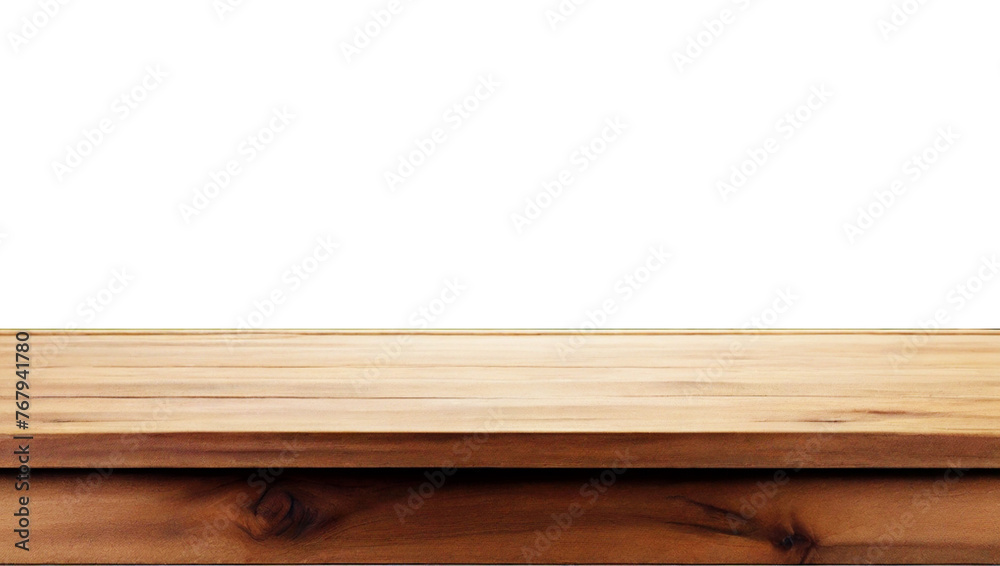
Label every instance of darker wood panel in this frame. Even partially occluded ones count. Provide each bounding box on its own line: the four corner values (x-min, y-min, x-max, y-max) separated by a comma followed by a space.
2, 469, 997, 564
8, 432, 998, 469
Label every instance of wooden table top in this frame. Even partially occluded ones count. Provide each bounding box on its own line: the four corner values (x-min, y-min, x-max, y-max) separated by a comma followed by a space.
6, 330, 999, 468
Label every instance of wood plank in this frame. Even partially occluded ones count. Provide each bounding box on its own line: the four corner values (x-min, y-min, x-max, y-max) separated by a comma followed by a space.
2, 468, 996, 564
17, 431, 998, 469
4, 330, 999, 467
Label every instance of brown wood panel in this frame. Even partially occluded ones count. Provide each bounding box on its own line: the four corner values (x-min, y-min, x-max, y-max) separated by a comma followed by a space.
3, 330, 1000, 468
12, 432, 999, 469
1, 468, 996, 564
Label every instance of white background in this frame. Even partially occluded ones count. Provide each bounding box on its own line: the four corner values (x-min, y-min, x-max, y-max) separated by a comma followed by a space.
1, 0, 998, 329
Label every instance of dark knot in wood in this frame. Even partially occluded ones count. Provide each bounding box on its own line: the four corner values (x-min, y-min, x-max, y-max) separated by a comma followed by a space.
779, 533, 812, 550
241, 487, 314, 541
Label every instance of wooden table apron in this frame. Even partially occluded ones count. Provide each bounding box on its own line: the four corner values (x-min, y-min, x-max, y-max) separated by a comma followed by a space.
2, 330, 998, 564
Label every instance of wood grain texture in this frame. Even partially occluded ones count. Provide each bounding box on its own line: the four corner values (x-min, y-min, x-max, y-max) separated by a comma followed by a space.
18, 431, 1000, 469
4, 330, 999, 468
3, 468, 997, 564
